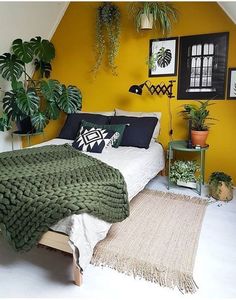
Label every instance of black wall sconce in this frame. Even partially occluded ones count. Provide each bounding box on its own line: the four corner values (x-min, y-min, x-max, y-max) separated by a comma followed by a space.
129, 80, 175, 98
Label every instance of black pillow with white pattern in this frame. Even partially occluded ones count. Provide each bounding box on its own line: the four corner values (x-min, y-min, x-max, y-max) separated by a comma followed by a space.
72, 125, 120, 153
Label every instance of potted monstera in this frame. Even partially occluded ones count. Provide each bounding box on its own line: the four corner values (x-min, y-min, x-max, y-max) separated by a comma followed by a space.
0, 36, 82, 133
129, 2, 178, 32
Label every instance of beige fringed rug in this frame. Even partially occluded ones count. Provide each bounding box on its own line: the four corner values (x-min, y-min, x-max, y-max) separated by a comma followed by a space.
91, 189, 209, 294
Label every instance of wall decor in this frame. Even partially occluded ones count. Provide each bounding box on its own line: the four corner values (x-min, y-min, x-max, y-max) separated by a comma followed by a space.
149, 37, 178, 77
177, 32, 229, 100
227, 68, 236, 99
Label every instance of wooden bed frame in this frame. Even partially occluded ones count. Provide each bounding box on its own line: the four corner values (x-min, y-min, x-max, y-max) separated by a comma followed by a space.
38, 169, 166, 286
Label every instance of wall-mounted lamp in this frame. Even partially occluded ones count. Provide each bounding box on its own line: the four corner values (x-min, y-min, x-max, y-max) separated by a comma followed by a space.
129, 80, 176, 98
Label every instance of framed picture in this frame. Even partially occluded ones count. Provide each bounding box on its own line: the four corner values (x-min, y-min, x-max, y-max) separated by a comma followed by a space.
227, 68, 236, 99
177, 32, 229, 100
148, 37, 178, 77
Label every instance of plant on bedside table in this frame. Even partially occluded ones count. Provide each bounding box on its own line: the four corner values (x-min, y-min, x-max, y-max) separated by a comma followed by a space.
180, 100, 216, 147
209, 172, 233, 201
0, 36, 82, 133
170, 160, 200, 189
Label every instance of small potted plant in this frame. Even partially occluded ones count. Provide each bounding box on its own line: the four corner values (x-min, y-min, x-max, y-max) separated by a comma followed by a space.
170, 160, 200, 189
129, 2, 178, 33
209, 172, 234, 201
180, 100, 216, 147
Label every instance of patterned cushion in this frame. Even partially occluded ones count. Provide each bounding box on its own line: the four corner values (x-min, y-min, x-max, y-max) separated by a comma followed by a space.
72, 126, 120, 153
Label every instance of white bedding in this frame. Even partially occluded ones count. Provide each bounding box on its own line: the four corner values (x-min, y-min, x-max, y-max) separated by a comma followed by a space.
32, 138, 165, 270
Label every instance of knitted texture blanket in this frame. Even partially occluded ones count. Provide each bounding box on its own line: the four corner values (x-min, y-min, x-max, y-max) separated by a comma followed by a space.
0, 144, 129, 251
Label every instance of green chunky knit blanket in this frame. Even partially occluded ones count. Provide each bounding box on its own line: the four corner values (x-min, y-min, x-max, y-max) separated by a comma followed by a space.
0, 144, 129, 251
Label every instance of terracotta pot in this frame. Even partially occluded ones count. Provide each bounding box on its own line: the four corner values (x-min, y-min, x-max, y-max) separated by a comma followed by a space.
140, 13, 153, 30
209, 181, 233, 201
191, 130, 209, 147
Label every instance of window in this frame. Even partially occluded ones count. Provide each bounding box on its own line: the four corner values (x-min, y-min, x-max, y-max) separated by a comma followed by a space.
177, 32, 229, 100
187, 43, 215, 92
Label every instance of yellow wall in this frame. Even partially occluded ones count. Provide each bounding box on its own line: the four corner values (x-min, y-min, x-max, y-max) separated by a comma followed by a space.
31, 2, 236, 182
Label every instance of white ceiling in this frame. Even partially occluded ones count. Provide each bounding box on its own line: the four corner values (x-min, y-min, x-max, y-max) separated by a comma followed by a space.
218, 1, 236, 24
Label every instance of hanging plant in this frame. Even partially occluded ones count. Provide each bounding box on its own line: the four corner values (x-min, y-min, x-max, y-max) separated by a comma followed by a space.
93, 2, 121, 77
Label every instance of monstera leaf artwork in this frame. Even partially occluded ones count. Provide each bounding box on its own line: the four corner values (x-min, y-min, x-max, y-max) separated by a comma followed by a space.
0, 36, 82, 133
156, 47, 172, 68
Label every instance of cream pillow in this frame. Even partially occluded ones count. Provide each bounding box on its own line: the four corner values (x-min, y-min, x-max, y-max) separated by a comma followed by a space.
115, 109, 161, 139
79, 111, 115, 116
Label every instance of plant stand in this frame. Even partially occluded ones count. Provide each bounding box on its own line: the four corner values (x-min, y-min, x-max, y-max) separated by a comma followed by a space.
167, 140, 209, 195
11, 131, 44, 150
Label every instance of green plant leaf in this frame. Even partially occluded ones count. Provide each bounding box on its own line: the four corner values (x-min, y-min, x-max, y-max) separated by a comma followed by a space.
30, 36, 55, 62
57, 85, 82, 113
31, 112, 48, 132
34, 59, 52, 78
12, 39, 34, 63
45, 101, 60, 120
0, 113, 11, 131
2, 91, 25, 121
16, 88, 40, 116
40, 79, 62, 103
0, 53, 24, 81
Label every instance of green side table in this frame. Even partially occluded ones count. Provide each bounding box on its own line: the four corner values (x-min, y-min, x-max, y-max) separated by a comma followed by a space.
11, 131, 44, 150
167, 140, 209, 195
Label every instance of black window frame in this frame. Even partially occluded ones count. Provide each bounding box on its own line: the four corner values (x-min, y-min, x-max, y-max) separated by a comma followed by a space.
177, 32, 229, 100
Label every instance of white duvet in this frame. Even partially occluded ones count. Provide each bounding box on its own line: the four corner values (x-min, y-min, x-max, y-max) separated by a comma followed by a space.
32, 138, 165, 270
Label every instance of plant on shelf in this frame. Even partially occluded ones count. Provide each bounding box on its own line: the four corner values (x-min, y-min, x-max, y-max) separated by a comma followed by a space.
209, 172, 233, 201
0, 36, 82, 133
169, 160, 200, 189
93, 2, 121, 77
129, 2, 178, 33
180, 100, 216, 147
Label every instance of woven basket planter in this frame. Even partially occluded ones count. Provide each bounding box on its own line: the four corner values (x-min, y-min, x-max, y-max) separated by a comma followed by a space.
209, 181, 233, 201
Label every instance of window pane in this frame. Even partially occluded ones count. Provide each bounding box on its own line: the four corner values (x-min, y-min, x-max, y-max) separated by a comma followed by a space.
204, 44, 209, 55
209, 44, 214, 54
208, 56, 213, 66
208, 68, 212, 76
196, 57, 201, 67
196, 67, 201, 75
192, 45, 196, 55
197, 44, 202, 55
202, 67, 207, 76
195, 77, 200, 86
203, 57, 208, 66
202, 77, 207, 86
208, 77, 212, 86
191, 58, 196, 67
190, 78, 195, 87
191, 68, 196, 76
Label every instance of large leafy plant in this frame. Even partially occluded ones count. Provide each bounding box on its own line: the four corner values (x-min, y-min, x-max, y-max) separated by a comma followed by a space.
0, 36, 82, 132
180, 100, 216, 131
129, 2, 178, 34
93, 2, 121, 76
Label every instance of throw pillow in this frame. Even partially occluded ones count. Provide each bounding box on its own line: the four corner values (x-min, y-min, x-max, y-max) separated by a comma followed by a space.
80, 120, 126, 148
72, 126, 120, 153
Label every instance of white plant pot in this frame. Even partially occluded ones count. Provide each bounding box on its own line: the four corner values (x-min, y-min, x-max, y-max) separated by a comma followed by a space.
177, 180, 197, 189
140, 13, 153, 30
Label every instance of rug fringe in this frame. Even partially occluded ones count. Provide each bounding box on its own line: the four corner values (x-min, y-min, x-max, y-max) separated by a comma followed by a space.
91, 250, 198, 294
144, 189, 212, 205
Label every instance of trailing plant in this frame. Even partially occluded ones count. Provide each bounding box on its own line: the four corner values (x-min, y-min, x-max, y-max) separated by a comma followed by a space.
180, 100, 216, 131
0, 36, 82, 132
169, 160, 200, 184
209, 172, 233, 189
93, 2, 121, 76
129, 2, 178, 34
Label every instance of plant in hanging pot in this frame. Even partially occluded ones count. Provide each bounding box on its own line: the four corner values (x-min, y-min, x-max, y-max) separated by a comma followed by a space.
0, 37, 82, 133
129, 2, 178, 33
170, 160, 200, 189
209, 172, 234, 201
93, 2, 121, 77
180, 100, 216, 147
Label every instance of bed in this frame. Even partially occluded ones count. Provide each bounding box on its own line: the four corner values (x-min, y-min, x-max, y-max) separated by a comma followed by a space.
33, 138, 165, 285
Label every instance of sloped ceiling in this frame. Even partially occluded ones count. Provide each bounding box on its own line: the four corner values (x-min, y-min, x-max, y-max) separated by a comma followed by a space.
0, 2, 68, 152
218, 1, 236, 24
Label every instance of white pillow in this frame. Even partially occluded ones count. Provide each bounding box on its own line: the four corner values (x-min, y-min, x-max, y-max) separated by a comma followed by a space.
115, 109, 161, 139
79, 111, 115, 116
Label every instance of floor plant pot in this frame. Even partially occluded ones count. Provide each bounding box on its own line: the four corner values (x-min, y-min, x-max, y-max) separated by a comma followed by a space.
191, 130, 209, 147
140, 13, 153, 30
209, 182, 233, 201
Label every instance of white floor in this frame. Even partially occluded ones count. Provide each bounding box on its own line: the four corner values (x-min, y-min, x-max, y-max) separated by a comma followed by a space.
0, 176, 236, 299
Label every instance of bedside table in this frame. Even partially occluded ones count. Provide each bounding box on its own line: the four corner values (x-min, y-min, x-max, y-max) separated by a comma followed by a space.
11, 131, 44, 150
167, 140, 209, 195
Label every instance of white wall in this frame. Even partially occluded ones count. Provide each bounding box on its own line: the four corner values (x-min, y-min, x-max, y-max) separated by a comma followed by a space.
0, 2, 68, 152
218, 2, 236, 24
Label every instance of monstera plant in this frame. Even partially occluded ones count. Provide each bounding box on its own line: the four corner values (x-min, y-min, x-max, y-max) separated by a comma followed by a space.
0, 36, 82, 133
